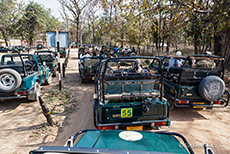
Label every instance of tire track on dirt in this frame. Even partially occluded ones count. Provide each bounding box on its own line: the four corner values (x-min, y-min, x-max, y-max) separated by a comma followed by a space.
51, 49, 95, 146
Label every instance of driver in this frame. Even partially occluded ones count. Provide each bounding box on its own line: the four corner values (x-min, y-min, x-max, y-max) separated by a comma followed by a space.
130, 59, 145, 73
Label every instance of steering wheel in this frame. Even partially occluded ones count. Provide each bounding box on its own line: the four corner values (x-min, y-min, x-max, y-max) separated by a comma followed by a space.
25, 63, 33, 71
121, 68, 133, 74
106, 67, 114, 74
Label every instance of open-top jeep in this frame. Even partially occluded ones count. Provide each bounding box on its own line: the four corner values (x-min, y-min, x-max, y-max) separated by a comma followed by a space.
54, 47, 67, 58
34, 50, 58, 77
0, 50, 51, 101
164, 54, 229, 109
79, 57, 103, 83
31, 129, 215, 154
94, 57, 170, 131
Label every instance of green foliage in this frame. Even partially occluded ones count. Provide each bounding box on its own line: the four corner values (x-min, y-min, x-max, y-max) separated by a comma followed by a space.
17, 1, 60, 46
0, 0, 22, 44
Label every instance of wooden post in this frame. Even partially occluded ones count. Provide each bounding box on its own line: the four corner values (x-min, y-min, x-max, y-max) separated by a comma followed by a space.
39, 97, 55, 126
62, 63, 65, 77
56, 31, 62, 91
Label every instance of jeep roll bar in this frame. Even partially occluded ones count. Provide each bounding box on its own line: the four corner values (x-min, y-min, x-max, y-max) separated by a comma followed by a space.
101, 57, 164, 103
65, 129, 196, 154
181, 55, 225, 79
27, 46, 51, 54
1, 49, 27, 77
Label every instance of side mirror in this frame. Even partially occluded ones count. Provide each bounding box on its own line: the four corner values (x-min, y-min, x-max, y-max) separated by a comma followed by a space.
204, 144, 215, 154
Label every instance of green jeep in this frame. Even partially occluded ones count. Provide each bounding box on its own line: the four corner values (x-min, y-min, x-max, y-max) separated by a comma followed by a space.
94, 57, 170, 131
164, 54, 229, 109
34, 50, 58, 77
79, 58, 102, 83
0, 50, 51, 101
30, 129, 215, 154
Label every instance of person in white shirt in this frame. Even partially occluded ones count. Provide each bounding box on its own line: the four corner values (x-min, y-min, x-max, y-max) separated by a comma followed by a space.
80, 51, 91, 59
167, 51, 183, 72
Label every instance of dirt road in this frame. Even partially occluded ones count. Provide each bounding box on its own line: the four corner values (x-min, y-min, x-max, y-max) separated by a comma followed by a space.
0, 49, 229, 154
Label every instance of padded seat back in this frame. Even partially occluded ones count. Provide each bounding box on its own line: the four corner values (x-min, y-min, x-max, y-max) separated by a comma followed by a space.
83, 59, 100, 67
104, 84, 122, 94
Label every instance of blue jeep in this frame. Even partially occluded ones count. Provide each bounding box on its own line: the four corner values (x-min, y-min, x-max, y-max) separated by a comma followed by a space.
0, 50, 51, 101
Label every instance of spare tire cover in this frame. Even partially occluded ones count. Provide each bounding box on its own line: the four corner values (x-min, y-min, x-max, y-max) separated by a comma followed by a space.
199, 75, 225, 101
0, 68, 22, 92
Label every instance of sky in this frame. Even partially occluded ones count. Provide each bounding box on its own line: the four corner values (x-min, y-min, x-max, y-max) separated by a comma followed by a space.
22, 0, 62, 19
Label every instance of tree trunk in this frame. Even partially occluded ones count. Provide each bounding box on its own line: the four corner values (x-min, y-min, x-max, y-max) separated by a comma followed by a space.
166, 41, 170, 55
0, 28, 8, 47
93, 24, 95, 44
158, 10, 161, 56
214, 24, 222, 56
194, 32, 199, 54
76, 16, 80, 47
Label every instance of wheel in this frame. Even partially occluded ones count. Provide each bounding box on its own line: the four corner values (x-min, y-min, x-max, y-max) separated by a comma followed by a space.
45, 73, 52, 85
25, 63, 33, 71
199, 76, 225, 101
0, 69, 22, 92
168, 99, 175, 109
81, 77, 85, 84
52, 68, 57, 77
28, 82, 40, 101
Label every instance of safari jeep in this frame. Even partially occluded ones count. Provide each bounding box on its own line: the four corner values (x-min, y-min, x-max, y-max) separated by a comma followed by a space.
79, 57, 102, 83
94, 57, 170, 131
0, 50, 51, 101
30, 129, 215, 154
34, 50, 58, 77
164, 54, 229, 109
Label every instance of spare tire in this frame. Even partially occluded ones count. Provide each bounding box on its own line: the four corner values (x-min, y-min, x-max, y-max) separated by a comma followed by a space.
0, 68, 22, 92
130, 53, 136, 57
199, 76, 225, 101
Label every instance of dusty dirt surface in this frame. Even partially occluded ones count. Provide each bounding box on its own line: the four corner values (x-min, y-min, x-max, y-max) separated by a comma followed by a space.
0, 49, 229, 154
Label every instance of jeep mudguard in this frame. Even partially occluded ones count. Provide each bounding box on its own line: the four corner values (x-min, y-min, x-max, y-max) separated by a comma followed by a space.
199, 75, 225, 101
0, 68, 22, 92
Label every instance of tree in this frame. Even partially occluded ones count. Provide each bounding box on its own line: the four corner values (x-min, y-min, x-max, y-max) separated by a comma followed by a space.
58, 0, 97, 46
0, 0, 22, 46
17, 1, 61, 46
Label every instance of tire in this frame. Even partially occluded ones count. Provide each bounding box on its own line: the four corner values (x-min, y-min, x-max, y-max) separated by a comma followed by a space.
28, 82, 40, 101
130, 53, 136, 56
81, 77, 85, 84
168, 99, 175, 109
0, 68, 22, 92
45, 73, 52, 85
52, 68, 57, 77
199, 76, 225, 101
